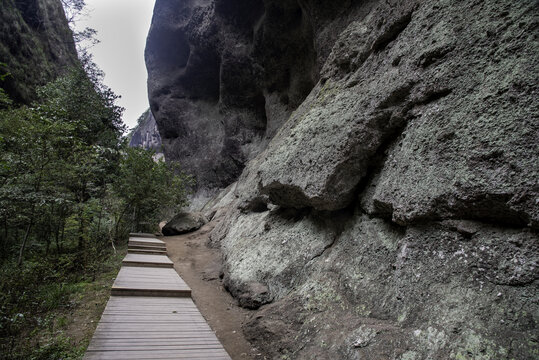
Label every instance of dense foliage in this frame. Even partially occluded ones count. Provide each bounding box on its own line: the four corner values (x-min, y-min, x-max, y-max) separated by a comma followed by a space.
0, 59, 192, 358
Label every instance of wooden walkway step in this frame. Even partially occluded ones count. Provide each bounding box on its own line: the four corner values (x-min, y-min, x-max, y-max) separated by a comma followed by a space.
129, 237, 166, 247
84, 296, 231, 359
129, 232, 157, 238
128, 244, 167, 251
128, 248, 168, 255
122, 253, 174, 268
111, 266, 191, 297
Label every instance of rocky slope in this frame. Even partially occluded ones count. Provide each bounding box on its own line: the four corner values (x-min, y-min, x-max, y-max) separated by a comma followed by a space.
146, 0, 538, 358
0, 0, 78, 103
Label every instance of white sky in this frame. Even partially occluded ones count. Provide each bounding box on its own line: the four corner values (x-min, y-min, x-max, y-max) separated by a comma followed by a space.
74, 0, 156, 130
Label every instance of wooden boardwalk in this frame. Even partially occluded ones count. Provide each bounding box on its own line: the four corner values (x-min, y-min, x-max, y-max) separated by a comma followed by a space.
84, 234, 231, 359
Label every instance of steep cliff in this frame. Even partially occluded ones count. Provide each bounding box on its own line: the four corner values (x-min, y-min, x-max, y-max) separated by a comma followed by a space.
146, 0, 538, 358
0, 0, 78, 104
129, 108, 164, 160
146, 0, 375, 195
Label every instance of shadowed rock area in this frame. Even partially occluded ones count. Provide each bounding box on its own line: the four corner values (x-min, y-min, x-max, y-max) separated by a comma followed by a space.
147, 0, 538, 358
146, 0, 377, 197
0, 0, 78, 103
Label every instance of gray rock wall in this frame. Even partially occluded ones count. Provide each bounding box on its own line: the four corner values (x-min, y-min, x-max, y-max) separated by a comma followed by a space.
129, 109, 164, 156
147, 0, 538, 358
145, 0, 377, 192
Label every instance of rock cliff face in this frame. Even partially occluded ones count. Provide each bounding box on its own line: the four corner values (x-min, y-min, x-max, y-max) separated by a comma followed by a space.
129, 109, 164, 158
146, 0, 538, 358
146, 0, 376, 193
0, 0, 78, 103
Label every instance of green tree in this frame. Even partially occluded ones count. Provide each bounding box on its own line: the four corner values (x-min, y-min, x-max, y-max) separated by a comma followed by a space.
0, 58, 125, 266
0, 104, 75, 264
112, 146, 193, 235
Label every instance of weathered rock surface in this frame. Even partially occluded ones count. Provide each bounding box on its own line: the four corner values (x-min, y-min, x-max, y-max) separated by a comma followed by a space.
162, 211, 207, 235
235, 212, 539, 359
0, 0, 78, 103
146, 0, 539, 358
210, 206, 342, 308
238, 0, 538, 220
145, 0, 378, 192
129, 109, 163, 156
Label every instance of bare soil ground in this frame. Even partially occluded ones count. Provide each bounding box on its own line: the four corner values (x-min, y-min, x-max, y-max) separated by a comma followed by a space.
161, 222, 267, 360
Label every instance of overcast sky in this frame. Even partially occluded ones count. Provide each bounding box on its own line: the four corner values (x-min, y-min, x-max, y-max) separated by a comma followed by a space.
74, 0, 156, 130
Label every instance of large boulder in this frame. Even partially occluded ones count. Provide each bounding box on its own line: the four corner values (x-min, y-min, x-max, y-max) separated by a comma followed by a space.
162, 211, 207, 235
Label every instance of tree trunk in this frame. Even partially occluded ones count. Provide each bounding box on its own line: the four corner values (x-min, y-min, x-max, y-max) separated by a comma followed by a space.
54, 218, 61, 255
78, 206, 85, 250
60, 218, 65, 253
45, 233, 50, 255
17, 221, 32, 266
96, 201, 103, 246
113, 203, 130, 242
134, 205, 138, 233
1, 218, 7, 258
44, 213, 51, 255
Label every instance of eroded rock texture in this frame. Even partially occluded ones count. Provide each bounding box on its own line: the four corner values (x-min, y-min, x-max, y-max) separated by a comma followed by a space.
147, 0, 538, 358
146, 0, 377, 194
129, 109, 164, 158
0, 0, 78, 103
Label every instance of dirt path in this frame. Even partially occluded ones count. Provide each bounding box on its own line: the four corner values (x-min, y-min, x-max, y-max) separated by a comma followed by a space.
160, 222, 265, 360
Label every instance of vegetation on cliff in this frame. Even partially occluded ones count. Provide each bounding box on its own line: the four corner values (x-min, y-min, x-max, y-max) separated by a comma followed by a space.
0, 0, 78, 103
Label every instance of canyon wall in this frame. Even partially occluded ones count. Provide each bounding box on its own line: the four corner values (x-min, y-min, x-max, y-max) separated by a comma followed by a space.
146, 0, 538, 358
129, 108, 164, 156
0, 0, 78, 104
145, 0, 376, 196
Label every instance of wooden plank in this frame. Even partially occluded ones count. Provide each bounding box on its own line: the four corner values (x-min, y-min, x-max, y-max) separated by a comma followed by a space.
128, 237, 165, 246
111, 267, 191, 297
128, 237, 164, 244
121, 253, 174, 268
128, 244, 167, 251
84, 349, 230, 360
95, 329, 216, 339
89, 339, 221, 344
88, 343, 226, 350
129, 232, 157, 238
84, 350, 231, 360
104, 297, 196, 307
128, 249, 167, 255
121, 262, 174, 268
111, 288, 191, 297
